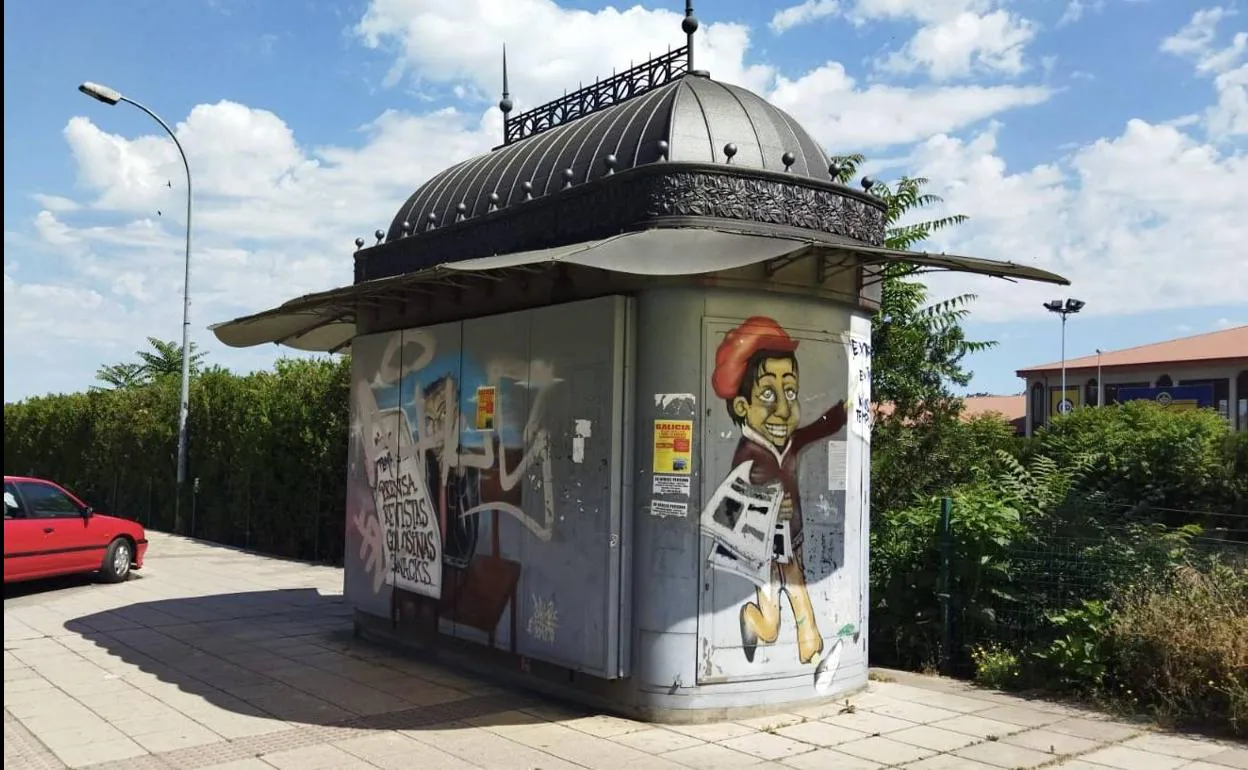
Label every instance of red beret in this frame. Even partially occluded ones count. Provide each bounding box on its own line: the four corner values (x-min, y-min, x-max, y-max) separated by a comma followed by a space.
711, 316, 799, 400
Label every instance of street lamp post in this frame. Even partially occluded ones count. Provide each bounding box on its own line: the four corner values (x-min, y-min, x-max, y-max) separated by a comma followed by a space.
1043, 298, 1086, 417
1096, 349, 1103, 407
79, 82, 193, 529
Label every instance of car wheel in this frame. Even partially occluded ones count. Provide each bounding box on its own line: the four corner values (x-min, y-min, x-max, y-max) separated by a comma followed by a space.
100, 538, 132, 583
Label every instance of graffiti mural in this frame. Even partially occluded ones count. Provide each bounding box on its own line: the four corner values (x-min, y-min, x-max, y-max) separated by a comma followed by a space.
699, 316, 862, 688
344, 297, 629, 677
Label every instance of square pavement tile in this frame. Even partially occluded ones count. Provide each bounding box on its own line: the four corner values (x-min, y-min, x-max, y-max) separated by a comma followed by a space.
1047, 716, 1142, 743
261, 744, 377, 770
774, 719, 869, 747
955, 739, 1056, 768
860, 697, 962, 725
735, 712, 808, 731
901, 755, 1001, 769
1205, 746, 1248, 769
1077, 744, 1190, 769
665, 721, 758, 742
50, 737, 147, 769
719, 731, 818, 760
1119, 732, 1229, 760
781, 748, 884, 769
836, 735, 938, 765
610, 727, 707, 754
931, 714, 1024, 740
1000, 727, 1100, 756
821, 710, 917, 736
973, 704, 1067, 728
662, 742, 762, 768
889, 724, 982, 752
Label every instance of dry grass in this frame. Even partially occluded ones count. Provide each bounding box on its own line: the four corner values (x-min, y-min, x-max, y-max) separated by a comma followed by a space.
1110, 562, 1248, 736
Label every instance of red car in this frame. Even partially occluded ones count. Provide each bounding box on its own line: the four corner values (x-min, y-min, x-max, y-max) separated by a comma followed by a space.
3, 475, 147, 585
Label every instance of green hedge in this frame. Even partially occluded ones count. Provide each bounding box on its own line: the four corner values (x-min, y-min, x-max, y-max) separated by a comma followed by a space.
3, 357, 351, 563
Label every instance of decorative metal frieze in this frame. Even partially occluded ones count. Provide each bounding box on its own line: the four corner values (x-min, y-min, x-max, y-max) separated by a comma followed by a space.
644, 172, 886, 246
504, 47, 690, 145
356, 166, 885, 282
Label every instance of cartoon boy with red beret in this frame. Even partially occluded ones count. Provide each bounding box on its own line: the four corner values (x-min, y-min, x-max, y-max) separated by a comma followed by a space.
710, 316, 848, 665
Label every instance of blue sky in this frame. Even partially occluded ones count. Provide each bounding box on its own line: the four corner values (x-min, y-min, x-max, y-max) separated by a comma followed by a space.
4, 0, 1246, 402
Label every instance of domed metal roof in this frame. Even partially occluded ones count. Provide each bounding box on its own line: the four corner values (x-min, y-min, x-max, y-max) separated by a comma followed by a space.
385, 72, 836, 242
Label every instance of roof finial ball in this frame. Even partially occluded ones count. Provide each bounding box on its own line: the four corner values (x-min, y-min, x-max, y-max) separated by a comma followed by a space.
723, 143, 738, 163
683, 1, 699, 71
374, 229, 385, 245
400, 220, 413, 236
521, 180, 534, 200
354, 237, 365, 250
426, 212, 438, 230
456, 201, 469, 221
828, 162, 841, 181
861, 176, 876, 192
562, 167, 575, 189
488, 191, 502, 211
603, 154, 618, 175
657, 140, 670, 161
782, 151, 796, 171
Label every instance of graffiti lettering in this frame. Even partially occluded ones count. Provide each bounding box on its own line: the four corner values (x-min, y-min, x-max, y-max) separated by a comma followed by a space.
848, 337, 873, 439
372, 448, 441, 596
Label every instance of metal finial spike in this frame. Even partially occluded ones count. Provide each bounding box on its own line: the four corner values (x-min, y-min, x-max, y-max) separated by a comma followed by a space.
502, 44, 510, 100
498, 44, 514, 142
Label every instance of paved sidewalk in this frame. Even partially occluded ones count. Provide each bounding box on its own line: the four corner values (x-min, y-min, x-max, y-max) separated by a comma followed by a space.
5, 533, 1244, 770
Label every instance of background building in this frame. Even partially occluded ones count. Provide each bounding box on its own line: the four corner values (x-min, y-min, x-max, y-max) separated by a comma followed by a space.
1017, 325, 1248, 436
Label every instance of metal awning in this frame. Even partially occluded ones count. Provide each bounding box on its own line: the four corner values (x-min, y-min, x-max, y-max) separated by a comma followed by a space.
210, 228, 1068, 352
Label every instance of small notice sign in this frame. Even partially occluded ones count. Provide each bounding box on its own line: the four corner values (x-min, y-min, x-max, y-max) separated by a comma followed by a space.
653, 420, 693, 474
651, 500, 689, 518
653, 474, 692, 497
475, 386, 497, 431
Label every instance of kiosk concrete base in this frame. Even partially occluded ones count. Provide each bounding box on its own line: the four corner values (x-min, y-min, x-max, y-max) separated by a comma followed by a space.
354, 609, 867, 725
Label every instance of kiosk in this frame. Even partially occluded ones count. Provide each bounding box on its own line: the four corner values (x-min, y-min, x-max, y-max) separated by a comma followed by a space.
212, 4, 1068, 722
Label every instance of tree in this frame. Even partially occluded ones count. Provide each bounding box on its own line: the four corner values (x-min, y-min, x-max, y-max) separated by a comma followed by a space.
94, 362, 147, 390
136, 337, 206, 379
831, 155, 1000, 513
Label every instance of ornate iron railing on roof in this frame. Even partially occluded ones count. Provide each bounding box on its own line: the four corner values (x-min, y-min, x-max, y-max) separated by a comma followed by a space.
503, 46, 690, 145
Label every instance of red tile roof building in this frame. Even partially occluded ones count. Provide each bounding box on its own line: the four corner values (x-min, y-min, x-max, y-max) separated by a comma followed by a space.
1016, 326, 1248, 435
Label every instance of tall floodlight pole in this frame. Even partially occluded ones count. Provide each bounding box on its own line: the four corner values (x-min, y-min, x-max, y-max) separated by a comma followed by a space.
79, 81, 193, 528
1043, 298, 1086, 416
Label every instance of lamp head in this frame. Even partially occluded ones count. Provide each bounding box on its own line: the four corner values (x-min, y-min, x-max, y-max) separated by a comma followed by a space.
1043, 300, 1064, 313
1065, 298, 1086, 313
78, 82, 122, 105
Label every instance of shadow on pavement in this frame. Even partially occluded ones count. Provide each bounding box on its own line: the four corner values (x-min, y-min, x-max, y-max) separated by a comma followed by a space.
4, 572, 144, 602
63, 589, 569, 732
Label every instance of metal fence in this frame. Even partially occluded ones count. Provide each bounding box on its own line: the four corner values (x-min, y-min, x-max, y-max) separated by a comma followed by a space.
933, 499, 1247, 675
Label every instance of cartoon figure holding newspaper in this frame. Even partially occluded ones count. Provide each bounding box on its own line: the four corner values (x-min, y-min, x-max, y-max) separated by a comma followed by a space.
702, 317, 848, 667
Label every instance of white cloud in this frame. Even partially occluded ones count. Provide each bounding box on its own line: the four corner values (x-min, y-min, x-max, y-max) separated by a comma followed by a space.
356, 0, 777, 104
876, 9, 1037, 80
1161, 6, 1248, 138
838, 0, 1038, 81
31, 194, 79, 212
771, 63, 1050, 149
913, 119, 1248, 322
770, 0, 841, 34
